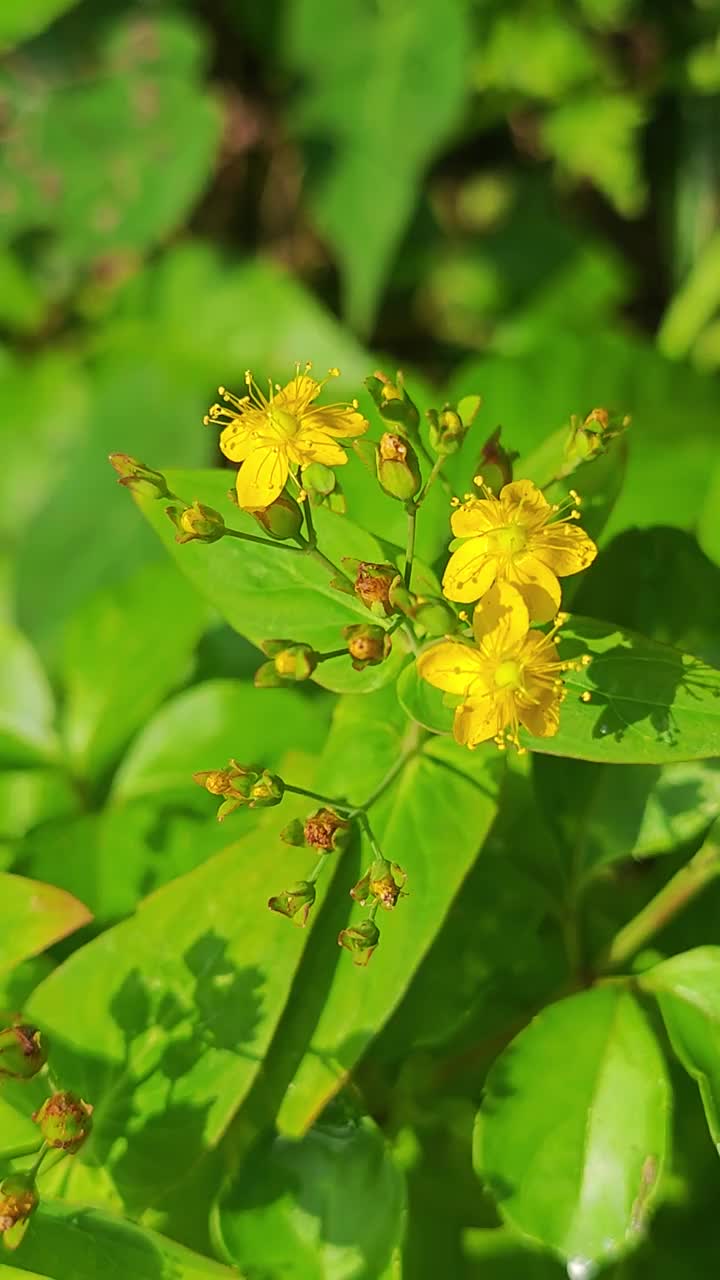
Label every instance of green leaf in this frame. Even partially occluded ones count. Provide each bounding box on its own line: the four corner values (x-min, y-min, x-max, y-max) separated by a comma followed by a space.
135, 468, 406, 674
113, 677, 332, 802
542, 93, 648, 216
24, 783, 336, 1213
396, 660, 453, 736
640, 946, 720, 1148
658, 229, 720, 362
0, 14, 220, 260
273, 690, 503, 1135
0, 625, 58, 766
12, 1199, 237, 1280
213, 1114, 405, 1278
0, 871, 91, 975
402, 616, 720, 764
285, 0, 468, 333
476, 986, 670, 1267
59, 560, 209, 780
0, 769, 77, 843
0, 0, 80, 50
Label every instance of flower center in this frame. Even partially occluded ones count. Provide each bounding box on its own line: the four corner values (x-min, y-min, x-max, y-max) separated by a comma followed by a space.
491, 523, 527, 557
269, 407, 300, 439
494, 660, 523, 690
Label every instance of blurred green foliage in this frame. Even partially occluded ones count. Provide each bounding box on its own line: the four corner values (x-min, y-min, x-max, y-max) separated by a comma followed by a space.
2, 0, 720, 1276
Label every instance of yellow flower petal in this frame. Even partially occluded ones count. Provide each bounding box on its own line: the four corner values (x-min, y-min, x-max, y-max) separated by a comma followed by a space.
507, 554, 562, 624
530, 522, 598, 577
450, 496, 502, 538
472, 581, 529, 653
518, 687, 561, 738
273, 375, 320, 414
220, 424, 268, 463
416, 641, 489, 696
453, 696, 502, 747
291, 427, 348, 468
499, 479, 551, 530
235, 445, 288, 509
303, 405, 370, 439
442, 536, 497, 603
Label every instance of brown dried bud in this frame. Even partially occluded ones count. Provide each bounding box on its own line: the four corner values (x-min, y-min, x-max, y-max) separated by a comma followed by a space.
343, 624, 392, 670
33, 1091, 93, 1153
304, 808, 351, 853
0, 1024, 47, 1080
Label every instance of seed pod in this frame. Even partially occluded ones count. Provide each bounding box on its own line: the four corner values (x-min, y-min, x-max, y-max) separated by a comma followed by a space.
376, 433, 422, 501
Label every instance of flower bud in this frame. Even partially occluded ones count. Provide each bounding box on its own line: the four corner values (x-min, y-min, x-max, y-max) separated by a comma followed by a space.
342, 559, 401, 617
0, 1024, 47, 1080
251, 491, 304, 540
376, 433, 422, 501
33, 1091, 93, 1153
473, 426, 517, 495
0, 1173, 38, 1237
343, 624, 392, 670
412, 598, 459, 637
564, 407, 631, 467
351, 858, 406, 909
166, 500, 226, 544
304, 808, 351, 853
256, 640, 319, 685
301, 462, 336, 499
268, 880, 316, 926
193, 760, 284, 820
365, 370, 420, 435
338, 919, 380, 966
280, 817, 306, 847
108, 453, 172, 499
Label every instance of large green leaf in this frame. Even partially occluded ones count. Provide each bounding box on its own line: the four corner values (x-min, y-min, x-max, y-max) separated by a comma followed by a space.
213, 1113, 405, 1278
24, 779, 335, 1214
399, 616, 720, 764
0, 872, 90, 975
0, 0, 80, 49
285, 0, 468, 333
476, 986, 670, 1267
11, 1199, 236, 1280
271, 688, 503, 1135
640, 946, 720, 1148
0, 626, 58, 767
135, 468, 409, 687
60, 561, 209, 780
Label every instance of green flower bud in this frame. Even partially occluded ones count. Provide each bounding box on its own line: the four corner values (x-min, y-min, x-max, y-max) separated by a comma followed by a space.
108, 453, 171, 499
304, 808, 351, 853
427, 407, 465, 456
412, 598, 459, 637
301, 462, 336, 498
166, 500, 226, 544
280, 817, 306, 847
33, 1091, 93, 1153
253, 661, 285, 688
474, 426, 517, 495
338, 919, 380, 966
376, 433, 422, 501
0, 1024, 47, 1080
343, 624, 392, 670
268, 880, 316, 926
274, 644, 319, 682
564, 407, 631, 469
251, 491, 304, 540
250, 770, 285, 807
0, 1173, 38, 1237
365, 370, 420, 435
351, 859, 406, 909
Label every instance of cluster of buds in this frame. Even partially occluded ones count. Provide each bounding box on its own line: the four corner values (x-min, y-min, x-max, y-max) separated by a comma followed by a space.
108, 453, 172, 499
0, 1022, 93, 1248
351, 857, 407, 911
165, 500, 226, 545
343, 623, 392, 670
254, 639, 319, 686
193, 760, 284, 821
563, 406, 631, 471
281, 807, 351, 854
427, 393, 482, 457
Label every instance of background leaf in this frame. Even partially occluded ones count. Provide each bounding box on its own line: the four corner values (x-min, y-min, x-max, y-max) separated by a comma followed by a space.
0, 871, 90, 974
0, 626, 58, 767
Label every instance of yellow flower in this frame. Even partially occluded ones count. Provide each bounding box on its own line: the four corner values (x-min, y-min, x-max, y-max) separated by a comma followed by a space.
442, 478, 597, 622
417, 581, 579, 752
205, 364, 369, 510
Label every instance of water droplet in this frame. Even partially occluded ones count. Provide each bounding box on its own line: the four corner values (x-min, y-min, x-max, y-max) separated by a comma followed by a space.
598, 722, 610, 736
567, 1259, 598, 1280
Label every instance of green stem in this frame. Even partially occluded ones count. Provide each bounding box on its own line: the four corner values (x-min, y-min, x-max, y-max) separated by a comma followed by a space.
317, 647, 349, 663
597, 835, 720, 973
284, 783, 355, 812
307, 855, 329, 884
416, 454, 446, 506
303, 496, 317, 546
34, 1147, 68, 1181
223, 527, 305, 554
403, 504, 417, 590
27, 1143, 49, 1180
1, 1140, 43, 1163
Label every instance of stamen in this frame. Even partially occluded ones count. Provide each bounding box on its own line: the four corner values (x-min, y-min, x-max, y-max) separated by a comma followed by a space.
580, 691, 592, 702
